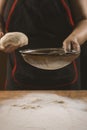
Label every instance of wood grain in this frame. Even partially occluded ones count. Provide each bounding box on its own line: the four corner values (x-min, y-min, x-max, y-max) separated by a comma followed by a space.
0, 91, 87, 101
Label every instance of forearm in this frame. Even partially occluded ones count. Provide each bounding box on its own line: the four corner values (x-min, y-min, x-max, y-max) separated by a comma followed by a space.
69, 0, 87, 45
0, 0, 7, 24
0, 0, 7, 16
0, 0, 7, 33
71, 20, 87, 45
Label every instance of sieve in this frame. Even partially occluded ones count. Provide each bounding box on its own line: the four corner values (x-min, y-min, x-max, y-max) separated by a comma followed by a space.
20, 48, 80, 70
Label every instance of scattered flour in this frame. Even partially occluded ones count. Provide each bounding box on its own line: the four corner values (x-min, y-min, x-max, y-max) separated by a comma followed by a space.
0, 93, 87, 130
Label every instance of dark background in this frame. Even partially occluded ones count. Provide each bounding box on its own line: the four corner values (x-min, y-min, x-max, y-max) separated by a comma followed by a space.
0, 52, 7, 89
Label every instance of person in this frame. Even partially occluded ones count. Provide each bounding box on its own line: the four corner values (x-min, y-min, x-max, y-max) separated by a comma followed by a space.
0, 0, 87, 90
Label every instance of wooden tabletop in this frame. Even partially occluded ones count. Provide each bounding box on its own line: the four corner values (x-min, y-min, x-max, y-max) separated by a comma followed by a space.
0, 91, 87, 101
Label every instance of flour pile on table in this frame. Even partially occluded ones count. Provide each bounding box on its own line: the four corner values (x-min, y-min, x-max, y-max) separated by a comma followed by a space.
0, 93, 87, 130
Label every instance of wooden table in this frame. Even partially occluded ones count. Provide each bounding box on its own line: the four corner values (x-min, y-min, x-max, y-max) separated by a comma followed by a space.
0, 91, 87, 100
0, 91, 87, 130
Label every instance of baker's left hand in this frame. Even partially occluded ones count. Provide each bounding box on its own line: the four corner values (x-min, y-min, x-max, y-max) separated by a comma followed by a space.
63, 35, 80, 53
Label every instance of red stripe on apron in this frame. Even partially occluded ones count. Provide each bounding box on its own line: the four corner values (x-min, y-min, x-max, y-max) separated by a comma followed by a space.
61, 0, 74, 26
6, 0, 18, 31
4, 0, 20, 89
59, 0, 78, 86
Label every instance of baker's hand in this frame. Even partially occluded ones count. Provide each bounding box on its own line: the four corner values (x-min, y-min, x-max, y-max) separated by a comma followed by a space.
0, 32, 28, 53
0, 22, 4, 38
0, 31, 4, 38
0, 24, 5, 38
0, 16, 5, 38
63, 35, 80, 53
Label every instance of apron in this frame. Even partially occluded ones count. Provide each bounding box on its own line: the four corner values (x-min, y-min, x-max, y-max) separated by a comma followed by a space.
4, 0, 80, 90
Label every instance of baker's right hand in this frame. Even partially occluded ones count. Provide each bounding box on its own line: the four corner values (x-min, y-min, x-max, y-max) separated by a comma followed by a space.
0, 25, 5, 38
0, 15, 5, 38
0, 32, 4, 38
0, 32, 28, 53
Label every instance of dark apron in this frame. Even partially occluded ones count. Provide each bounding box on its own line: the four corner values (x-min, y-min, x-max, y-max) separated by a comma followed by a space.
4, 0, 80, 90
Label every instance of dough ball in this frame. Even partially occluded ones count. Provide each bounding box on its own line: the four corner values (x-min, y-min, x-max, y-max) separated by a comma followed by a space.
0, 32, 28, 49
